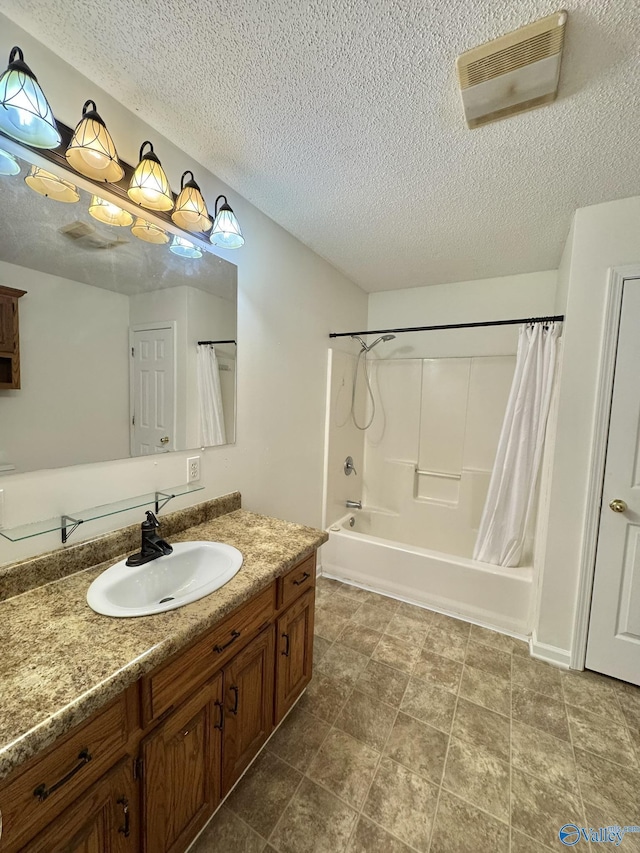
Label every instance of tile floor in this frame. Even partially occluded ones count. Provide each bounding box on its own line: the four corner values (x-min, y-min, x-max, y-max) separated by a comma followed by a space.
190, 577, 640, 852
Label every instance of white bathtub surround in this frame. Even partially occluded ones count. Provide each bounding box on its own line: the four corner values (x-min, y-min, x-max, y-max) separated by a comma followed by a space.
474, 322, 561, 566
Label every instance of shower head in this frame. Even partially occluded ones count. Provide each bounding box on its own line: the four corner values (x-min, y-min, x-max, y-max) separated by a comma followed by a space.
350, 333, 396, 352
350, 334, 368, 351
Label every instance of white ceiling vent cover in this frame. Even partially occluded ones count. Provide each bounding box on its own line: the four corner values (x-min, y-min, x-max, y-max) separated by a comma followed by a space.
456, 11, 568, 128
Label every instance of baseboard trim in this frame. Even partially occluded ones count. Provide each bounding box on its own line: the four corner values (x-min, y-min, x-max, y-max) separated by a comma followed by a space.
529, 633, 571, 669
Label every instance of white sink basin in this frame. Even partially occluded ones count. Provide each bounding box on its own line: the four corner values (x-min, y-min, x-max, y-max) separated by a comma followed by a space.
86, 541, 243, 617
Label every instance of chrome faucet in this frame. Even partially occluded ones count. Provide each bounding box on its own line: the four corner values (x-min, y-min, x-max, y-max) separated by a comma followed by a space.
126, 511, 173, 566
345, 500, 362, 510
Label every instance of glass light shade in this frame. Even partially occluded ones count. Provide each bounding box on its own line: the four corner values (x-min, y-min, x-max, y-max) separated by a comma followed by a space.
171, 170, 211, 232
169, 235, 202, 259
66, 100, 124, 182
128, 141, 173, 211
88, 195, 133, 227
0, 47, 61, 149
0, 147, 20, 176
25, 165, 79, 203
210, 196, 244, 249
131, 217, 169, 245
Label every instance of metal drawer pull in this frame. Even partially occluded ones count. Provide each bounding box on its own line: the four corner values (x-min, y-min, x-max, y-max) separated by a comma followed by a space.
214, 700, 225, 730
213, 629, 240, 653
293, 572, 310, 586
117, 797, 130, 837
282, 632, 290, 657
229, 685, 239, 715
33, 748, 92, 802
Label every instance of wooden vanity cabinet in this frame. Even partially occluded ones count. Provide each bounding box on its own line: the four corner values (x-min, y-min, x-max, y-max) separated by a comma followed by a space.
0, 286, 26, 390
275, 588, 315, 723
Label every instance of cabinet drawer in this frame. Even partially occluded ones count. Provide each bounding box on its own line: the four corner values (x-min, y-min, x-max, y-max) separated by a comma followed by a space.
0, 689, 136, 853
278, 554, 316, 609
141, 584, 275, 725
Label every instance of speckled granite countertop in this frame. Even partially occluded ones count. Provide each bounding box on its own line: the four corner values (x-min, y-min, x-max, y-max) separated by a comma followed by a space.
0, 509, 327, 782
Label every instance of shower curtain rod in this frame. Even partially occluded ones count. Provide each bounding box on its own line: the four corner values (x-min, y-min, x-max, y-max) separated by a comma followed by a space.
197, 339, 237, 345
328, 315, 564, 339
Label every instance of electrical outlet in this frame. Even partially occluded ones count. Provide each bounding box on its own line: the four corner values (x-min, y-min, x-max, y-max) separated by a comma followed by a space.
187, 456, 201, 483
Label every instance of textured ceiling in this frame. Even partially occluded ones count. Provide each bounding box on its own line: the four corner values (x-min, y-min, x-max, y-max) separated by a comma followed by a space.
1, 0, 639, 292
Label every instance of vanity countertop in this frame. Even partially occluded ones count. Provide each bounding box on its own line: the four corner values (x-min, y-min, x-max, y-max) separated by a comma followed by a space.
0, 509, 327, 781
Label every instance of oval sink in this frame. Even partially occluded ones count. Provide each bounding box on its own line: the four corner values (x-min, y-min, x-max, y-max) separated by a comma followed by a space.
87, 541, 243, 617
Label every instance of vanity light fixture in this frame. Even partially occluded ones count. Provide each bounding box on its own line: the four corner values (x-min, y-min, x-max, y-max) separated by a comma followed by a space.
65, 100, 124, 182
128, 141, 173, 212
171, 170, 212, 233
25, 165, 79, 203
131, 217, 169, 244
88, 195, 134, 227
0, 147, 20, 176
210, 195, 244, 249
169, 235, 202, 259
0, 47, 61, 149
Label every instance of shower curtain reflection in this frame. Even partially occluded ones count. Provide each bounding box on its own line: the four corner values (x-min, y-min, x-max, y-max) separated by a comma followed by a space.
197, 345, 226, 446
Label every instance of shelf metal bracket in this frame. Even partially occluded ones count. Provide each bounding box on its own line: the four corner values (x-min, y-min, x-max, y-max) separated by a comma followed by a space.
154, 491, 176, 514
61, 515, 84, 544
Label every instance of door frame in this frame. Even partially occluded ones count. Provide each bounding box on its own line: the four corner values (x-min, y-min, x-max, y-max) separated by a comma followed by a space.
129, 321, 178, 456
571, 264, 640, 670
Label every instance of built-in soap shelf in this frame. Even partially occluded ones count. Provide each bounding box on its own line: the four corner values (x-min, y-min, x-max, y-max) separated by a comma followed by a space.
0, 483, 204, 544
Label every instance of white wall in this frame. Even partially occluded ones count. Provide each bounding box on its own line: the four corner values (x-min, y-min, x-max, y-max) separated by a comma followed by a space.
0, 16, 367, 566
535, 195, 640, 657
0, 260, 130, 473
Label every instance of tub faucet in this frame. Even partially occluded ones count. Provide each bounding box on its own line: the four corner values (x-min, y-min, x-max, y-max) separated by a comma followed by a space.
345, 500, 362, 510
126, 510, 173, 566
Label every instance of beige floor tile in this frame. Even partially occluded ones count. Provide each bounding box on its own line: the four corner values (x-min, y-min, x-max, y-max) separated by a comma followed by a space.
443, 735, 510, 822
226, 751, 302, 839
385, 613, 430, 645
363, 758, 439, 852
384, 711, 448, 784
511, 655, 563, 699
190, 806, 267, 852
511, 684, 570, 742
334, 583, 374, 602
351, 602, 394, 632
425, 625, 468, 663
297, 672, 353, 724
582, 801, 640, 851
314, 609, 351, 642
269, 777, 358, 853
314, 635, 332, 663
267, 706, 330, 772
319, 595, 363, 620
511, 720, 579, 794
567, 703, 639, 768
468, 624, 520, 653
512, 638, 530, 657
400, 677, 457, 733
372, 633, 421, 673
315, 643, 370, 686
430, 790, 509, 853
574, 747, 640, 813
428, 612, 471, 638
616, 683, 640, 729
346, 816, 415, 853
317, 577, 343, 591
451, 696, 510, 762
560, 669, 626, 723
510, 829, 555, 852
412, 648, 462, 692
355, 659, 409, 707
315, 587, 338, 608
336, 622, 382, 657
365, 593, 399, 614
307, 729, 380, 809
334, 688, 397, 751
511, 768, 584, 850
395, 601, 435, 625
459, 664, 510, 717
465, 640, 511, 680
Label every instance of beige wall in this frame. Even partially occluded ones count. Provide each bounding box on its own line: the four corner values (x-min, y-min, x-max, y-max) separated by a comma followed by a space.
0, 16, 367, 565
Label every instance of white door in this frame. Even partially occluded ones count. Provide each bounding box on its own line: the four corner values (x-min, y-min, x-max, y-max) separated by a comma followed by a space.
130, 325, 176, 456
586, 277, 640, 685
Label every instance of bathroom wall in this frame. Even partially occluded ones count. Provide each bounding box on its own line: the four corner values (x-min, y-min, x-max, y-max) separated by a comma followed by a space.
0, 16, 367, 565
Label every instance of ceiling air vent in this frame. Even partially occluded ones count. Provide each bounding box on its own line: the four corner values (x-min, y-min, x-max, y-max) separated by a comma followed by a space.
456, 11, 568, 128
58, 221, 128, 250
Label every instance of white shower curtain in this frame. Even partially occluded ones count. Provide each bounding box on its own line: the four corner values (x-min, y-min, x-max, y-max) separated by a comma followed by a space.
473, 322, 560, 567
197, 345, 227, 446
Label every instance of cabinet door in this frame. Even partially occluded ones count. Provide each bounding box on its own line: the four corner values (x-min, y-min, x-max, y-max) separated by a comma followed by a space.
0, 295, 15, 354
22, 757, 139, 853
141, 675, 223, 853
221, 626, 275, 795
275, 588, 315, 723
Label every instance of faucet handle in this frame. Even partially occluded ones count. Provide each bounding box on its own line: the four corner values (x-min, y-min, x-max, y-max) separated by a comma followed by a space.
344, 456, 357, 476
144, 510, 160, 528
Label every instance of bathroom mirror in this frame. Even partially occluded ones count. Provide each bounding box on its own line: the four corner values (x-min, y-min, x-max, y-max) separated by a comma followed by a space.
0, 146, 237, 475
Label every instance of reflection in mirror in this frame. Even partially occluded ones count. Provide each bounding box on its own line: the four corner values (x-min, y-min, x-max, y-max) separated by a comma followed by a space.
0, 147, 237, 475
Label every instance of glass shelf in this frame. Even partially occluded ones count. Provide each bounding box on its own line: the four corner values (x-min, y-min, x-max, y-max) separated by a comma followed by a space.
0, 483, 204, 543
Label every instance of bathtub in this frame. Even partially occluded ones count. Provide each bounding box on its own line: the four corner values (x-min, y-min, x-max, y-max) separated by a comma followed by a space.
320, 510, 532, 636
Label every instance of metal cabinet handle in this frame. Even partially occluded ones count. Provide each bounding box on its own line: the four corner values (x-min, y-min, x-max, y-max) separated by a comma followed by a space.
281, 633, 290, 657
229, 685, 239, 715
33, 748, 92, 802
213, 630, 240, 653
117, 797, 130, 838
293, 572, 310, 586
214, 700, 225, 731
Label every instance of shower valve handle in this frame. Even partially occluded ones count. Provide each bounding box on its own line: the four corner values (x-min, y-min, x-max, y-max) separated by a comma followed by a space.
344, 456, 357, 476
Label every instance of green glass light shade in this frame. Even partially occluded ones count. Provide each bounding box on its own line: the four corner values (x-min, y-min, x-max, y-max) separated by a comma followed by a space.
210, 195, 244, 249
0, 47, 60, 149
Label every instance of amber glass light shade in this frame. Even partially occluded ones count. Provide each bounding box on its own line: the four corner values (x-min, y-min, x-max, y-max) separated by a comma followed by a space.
88, 195, 133, 227
128, 141, 173, 211
171, 170, 211, 233
66, 100, 124, 183
0, 47, 60, 149
131, 217, 169, 244
25, 165, 79, 203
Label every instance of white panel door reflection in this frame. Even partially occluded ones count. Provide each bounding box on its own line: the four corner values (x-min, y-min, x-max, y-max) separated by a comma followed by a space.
130, 324, 175, 456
